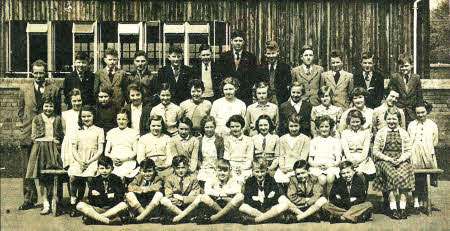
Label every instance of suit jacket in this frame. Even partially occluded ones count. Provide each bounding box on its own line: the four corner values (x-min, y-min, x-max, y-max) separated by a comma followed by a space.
321, 70, 354, 109
94, 68, 128, 107
291, 64, 324, 106
124, 103, 153, 136
329, 174, 368, 209
128, 172, 163, 194
387, 73, 423, 121
279, 99, 312, 137
353, 71, 384, 109
287, 175, 324, 206
18, 81, 61, 145
127, 67, 159, 106
62, 71, 96, 108
243, 174, 282, 210
164, 173, 200, 204
87, 174, 125, 208
192, 61, 223, 100
155, 65, 194, 105
220, 50, 257, 105
256, 61, 292, 105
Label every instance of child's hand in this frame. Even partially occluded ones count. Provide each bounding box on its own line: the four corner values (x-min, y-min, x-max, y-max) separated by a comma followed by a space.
173, 194, 184, 201
92, 190, 100, 196
53, 139, 60, 144
113, 158, 123, 167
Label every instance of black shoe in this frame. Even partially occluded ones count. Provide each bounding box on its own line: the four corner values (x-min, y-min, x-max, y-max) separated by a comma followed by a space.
357, 208, 373, 223
283, 214, 297, 224
109, 216, 123, 226
419, 207, 427, 214
18, 202, 35, 210
400, 209, 408, 219
195, 214, 212, 225
82, 216, 94, 225
70, 207, 81, 217
329, 215, 342, 224
390, 209, 401, 220
160, 215, 173, 225
410, 207, 420, 215
240, 214, 255, 225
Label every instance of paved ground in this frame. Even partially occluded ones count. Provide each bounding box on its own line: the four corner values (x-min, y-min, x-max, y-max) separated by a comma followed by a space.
1, 178, 449, 231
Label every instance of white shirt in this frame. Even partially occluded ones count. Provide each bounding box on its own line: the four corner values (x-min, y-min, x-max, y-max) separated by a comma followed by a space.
131, 104, 143, 133
34, 81, 45, 93
363, 71, 372, 88
202, 62, 214, 97
290, 99, 303, 114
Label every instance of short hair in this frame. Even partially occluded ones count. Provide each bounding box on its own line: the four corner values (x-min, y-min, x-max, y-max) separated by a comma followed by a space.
140, 158, 157, 172
75, 51, 90, 62
188, 79, 205, 92
31, 60, 47, 72
231, 31, 246, 40
159, 82, 172, 94
289, 81, 306, 96
199, 115, 216, 135
351, 87, 369, 100
346, 109, 366, 126
314, 115, 335, 131
98, 86, 114, 97
117, 107, 129, 119
360, 52, 376, 62
287, 113, 301, 125
251, 157, 268, 170
78, 105, 96, 129
226, 115, 245, 129
169, 45, 183, 55
414, 101, 432, 113
318, 86, 334, 101
127, 83, 143, 96
215, 159, 231, 171
339, 160, 355, 170
384, 85, 400, 99
255, 115, 275, 134
330, 50, 342, 59
293, 159, 309, 171
178, 116, 193, 129
199, 44, 211, 53
134, 50, 147, 59
255, 81, 272, 99
384, 107, 402, 121
98, 156, 114, 168
300, 45, 314, 56
265, 41, 279, 53
147, 115, 166, 134
172, 155, 189, 168
42, 95, 55, 105
70, 89, 81, 98
104, 48, 118, 57
397, 53, 413, 65
220, 77, 240, 91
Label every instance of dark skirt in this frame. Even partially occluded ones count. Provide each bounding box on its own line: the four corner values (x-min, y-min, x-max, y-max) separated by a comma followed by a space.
25, 141, 63, 179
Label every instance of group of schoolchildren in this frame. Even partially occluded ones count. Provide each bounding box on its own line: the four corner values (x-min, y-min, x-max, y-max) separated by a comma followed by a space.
17, 30, 440, 226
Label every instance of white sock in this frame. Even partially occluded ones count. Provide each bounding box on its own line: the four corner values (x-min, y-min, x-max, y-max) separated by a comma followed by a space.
389, 202, 397, 210
414, 198, 420, 208
43, 201, 50, 208
399, 201, 406, 209
71, 197, 77, 205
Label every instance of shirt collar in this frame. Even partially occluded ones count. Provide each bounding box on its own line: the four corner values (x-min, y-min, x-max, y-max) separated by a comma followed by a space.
388, 127, 399, 132
203, 135, 215, 142
290, 98, 302, 107
178, 135, 191, 141
256, 102, 270, 108
131, 103, 142, 111
231, 134, 244, 141
34, 81, 45, 90
302, 64, 312, 72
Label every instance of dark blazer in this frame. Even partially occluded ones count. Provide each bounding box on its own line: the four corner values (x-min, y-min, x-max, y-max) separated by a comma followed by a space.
256, 62, 292, 105
353, 71, 385, 109
87, 174, 125, 208
127, 67, 159, 106
155, 65, 194, 105
18, 81, 61, 146
94, 68, 128, 107
62, 71, 96, 108
329, 174, 367, 210
279, 100, 313, 137
287, 175, 324, 206
123, 103, 153, 136
198, 135, 225, 164
243, 174, 282, 210
127, 173, 163, 194
191, 61, 223, 100
387, 73, 423, 121
219, 50, 257, 105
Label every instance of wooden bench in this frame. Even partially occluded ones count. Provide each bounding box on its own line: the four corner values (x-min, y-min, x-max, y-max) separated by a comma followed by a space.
414, 169, 444, 216
41, 169, 68, 217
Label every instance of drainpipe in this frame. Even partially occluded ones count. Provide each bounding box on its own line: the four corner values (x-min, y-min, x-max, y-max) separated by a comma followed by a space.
413, 0, 422, 74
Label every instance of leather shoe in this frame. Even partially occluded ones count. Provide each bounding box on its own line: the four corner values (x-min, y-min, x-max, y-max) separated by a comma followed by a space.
410, 207, 420, 215
18, 202, 34, 210
40, 206, 51, 215
390, 209, 401, 220
400, 209, 408, 219
82, 215, 94, 225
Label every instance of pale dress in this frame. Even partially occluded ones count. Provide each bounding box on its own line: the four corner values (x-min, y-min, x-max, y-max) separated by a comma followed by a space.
197, 136, 218, 182
311, 104, 342, 138
210, 97, 246, 137
61, 109, 79, 169
341, 129, 376, 175
106, 127, 139, 178
274, 134, 310, 183
408, 119, 439, 169
309, 136, 341, 177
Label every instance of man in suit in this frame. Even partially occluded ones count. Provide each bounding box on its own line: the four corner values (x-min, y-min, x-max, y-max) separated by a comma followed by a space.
63, 52, 96, 109
123, 83, 153, 136
94, 49, 128, 107
191, 44, 223, 102
154, 45, 194, 105
321, 51, 354, 110
353, 52, 384, 109
18, 60, 61, 210
279, 81, 312, 137
256, 41, 291, 106
127, 50, 159, 106
291, 45, 324, 106
219, 31, 257, 106
322, 161, 373, 223
387, 54, 423, 125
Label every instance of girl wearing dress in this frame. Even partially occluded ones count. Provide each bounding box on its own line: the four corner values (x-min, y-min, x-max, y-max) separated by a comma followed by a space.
210, 77, 247, 137
197, 115, 224, 187
309, 115, 342, 197
169, 116, 200, 173
61, 89, 83, 170
373, 108, 415, 220
95, 86, 118, 135
25, 97, 63, 215
252, 115, 280, 176
310, 86, 343, 138
150, 83, 182, 137
137, 115, 173, 178
245, 82, 279, 136
274, 114, 310, 184
408, 102, 438, 214
339, 87, 373, 134
69, 105, 105, 216
104, 108, 139, 179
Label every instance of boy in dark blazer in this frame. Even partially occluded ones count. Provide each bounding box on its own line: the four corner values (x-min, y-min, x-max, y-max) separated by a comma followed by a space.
123, 83, 153, 136
353, 52, 385, 109
279, 81, 312, 137
127, 50, 159, 106
154, 45, 194, 105
322, 161, 373, 223
76, 156, 128, 225
219, 31, 257, 106
191, 44, 223, 102
63, 51, 96, 108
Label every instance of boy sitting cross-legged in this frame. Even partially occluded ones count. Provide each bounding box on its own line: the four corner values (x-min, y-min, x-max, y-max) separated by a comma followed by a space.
125, 158, 164, 222
173, 159, 244, 224
160, 155, 201, 223
76, 156, 128, 225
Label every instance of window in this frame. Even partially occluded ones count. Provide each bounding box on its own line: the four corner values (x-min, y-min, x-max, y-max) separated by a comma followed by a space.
118, 23, 143, 72
27, 23, 49, 77
52, 22, 73, 78
145, 21, 162, 73
99, 22, 118, 69
73, 22, 97, 72
8, 21, 27, 74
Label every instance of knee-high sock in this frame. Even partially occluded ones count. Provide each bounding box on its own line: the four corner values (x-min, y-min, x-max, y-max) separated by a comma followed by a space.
239, 204, 263, 217
297, 197, 327, 221
160, 197, 182, 215
125, 192, 145, 214
101, 202, 128, 218
202, 195, 223, 212
255, 203, 289, 223
173, 195, 201, 222
136, 192, 163, 221
211, 194, 244, 221
76, 202, 109, 224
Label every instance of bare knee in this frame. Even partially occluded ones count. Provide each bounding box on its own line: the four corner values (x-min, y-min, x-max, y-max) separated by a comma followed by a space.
153, 192, 164, 202
76, 202, 87, 210
232, 193, 245, 204
326, 174, 335, 183
278, 195, 289, 204
316, 197, 328, 207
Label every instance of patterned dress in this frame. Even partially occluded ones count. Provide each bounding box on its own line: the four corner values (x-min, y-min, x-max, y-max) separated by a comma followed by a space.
373, 130, 415, 191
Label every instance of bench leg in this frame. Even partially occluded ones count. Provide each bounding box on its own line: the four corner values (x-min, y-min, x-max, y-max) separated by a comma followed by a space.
426, 174, 431, 216
52, 176, 58, 217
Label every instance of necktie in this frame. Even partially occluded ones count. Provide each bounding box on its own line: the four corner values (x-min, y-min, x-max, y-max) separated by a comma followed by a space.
269, 65, 273, 73
262, 137, 266, 153
104, 180, 109, 193
258, 182, 264, 191
174, 67, 180, 81
306, 68, 311, 76
334, 71, 340, 84
108, 70, 114, 83
235, 51, 240, 61
364, 72, 370, 81
179, 178, 184, 193
205, 65, 208, 71
347, 182, 351, 194
405, 75, 409, 84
